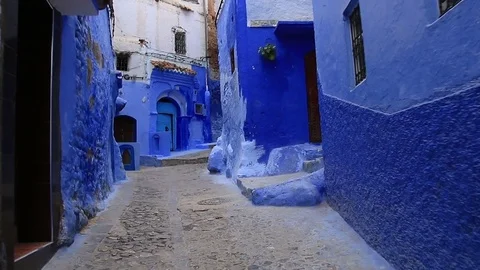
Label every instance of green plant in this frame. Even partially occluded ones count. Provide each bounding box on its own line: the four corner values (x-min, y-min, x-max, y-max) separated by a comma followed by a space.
258, 43, 276, 61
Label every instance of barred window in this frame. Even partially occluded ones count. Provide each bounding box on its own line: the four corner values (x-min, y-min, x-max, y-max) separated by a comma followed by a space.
349, 4, 366, 85
439, 0, 462, 16
230, 48, 235, 74
116, 52, 130, 71
175, 31, 186, 55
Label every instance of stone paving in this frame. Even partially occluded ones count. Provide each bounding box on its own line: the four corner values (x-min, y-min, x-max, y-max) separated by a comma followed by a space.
43, 164, 393, 270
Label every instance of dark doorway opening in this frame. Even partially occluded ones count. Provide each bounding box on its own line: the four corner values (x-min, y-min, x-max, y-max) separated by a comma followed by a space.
304, 50, 322, 143
114, 115, 137, 142
14, 0, 54, 263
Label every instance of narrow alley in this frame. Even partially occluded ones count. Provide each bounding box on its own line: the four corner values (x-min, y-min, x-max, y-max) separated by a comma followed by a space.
43, 163, 391, 270
1, 0, 479, 268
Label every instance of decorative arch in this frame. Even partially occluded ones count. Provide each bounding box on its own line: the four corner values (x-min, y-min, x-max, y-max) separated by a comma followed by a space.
114, 115, 137, 142
156, 90, 187, 116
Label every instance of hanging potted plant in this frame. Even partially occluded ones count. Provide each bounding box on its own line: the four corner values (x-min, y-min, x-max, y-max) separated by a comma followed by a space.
258, 43, 276, 61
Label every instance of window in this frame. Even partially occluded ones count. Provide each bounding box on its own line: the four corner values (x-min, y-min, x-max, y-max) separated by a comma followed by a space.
230, 48, 235, 74
349, 4, 366, 85
194, 103, 204, 115
439, 0, 462, 16
114, 115, 137, 142
175, 31, 186, 55
116, 52, 130, 71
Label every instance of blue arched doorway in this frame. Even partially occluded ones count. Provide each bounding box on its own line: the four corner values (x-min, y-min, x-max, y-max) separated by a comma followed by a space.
114, 115, 137, 170
157, 98, 179, 151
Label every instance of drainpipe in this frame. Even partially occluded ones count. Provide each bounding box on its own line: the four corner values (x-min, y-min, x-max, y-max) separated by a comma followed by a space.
203, 0, 209, 77
203, 0, 212, 142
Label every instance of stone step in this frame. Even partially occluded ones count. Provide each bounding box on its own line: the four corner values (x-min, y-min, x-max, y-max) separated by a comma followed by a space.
196, 142, 216, 150
237, 170, 326, 207
140, 149, 210, 168
161, 156, 209, 167
302, 157, 324, 173
237, 172, 308, 199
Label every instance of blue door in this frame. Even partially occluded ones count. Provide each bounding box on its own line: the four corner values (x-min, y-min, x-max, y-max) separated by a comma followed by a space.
157, 100, 178, 150
120, 145, 135, 171
157, 113, 174, 150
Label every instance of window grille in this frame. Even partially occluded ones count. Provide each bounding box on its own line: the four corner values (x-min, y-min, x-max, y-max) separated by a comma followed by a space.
116, 53, 130, 71
439, 0, 461, 16
175, 32, 187, 55
230, 48, 235, 74
349, 5, 366, 85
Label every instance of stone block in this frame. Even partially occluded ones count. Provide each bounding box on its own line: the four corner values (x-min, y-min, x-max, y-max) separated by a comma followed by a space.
207, 145, 226, 173
251, 170, 325, 206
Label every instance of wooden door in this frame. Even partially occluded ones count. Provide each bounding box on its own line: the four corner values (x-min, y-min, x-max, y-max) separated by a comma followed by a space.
304, 51, 322, 143
157, 113, 174, 150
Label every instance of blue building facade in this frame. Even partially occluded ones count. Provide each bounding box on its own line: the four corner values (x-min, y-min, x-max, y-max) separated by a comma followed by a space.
58, 11, 126, 246
217, 0, 320, 168
116, 63, 211, 159
313, 0, 480, 269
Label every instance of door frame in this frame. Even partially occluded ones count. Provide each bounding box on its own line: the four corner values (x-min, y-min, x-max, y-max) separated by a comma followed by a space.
304, 50, 322, 143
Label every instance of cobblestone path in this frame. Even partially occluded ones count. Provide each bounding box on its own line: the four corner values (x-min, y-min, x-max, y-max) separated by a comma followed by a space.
43, 164, 392, 270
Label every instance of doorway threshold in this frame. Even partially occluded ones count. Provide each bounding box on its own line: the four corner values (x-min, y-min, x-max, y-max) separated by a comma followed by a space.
15, 242, 55, 270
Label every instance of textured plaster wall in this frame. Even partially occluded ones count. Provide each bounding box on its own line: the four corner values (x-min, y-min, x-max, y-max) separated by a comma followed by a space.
112, 0, 208, 83
58, 12, 125, 246
314, 0, 480, 268
217, 0, 246, 179
320, 84, 480, 270
208, 77, 222, 141
235, 0, 316, 161
313, 0, 480, 113
245, 0, 312, 23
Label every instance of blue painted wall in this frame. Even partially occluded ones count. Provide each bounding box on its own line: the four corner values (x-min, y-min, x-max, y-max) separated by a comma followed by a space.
314, 0, 480, 113
218, 0, 316, 163
217, 0, 246, 179
118, 65, 210, 156
208, 77, 222, 141
58, 12, 125, 246
314, 0, 480, 268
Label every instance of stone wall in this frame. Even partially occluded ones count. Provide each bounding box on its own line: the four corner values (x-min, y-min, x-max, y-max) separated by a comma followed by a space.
58, 11, 125, 246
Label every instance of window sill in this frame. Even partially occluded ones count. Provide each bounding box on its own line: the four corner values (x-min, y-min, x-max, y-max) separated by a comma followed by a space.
350, 78, 366, 92
427, 0, 464, 28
